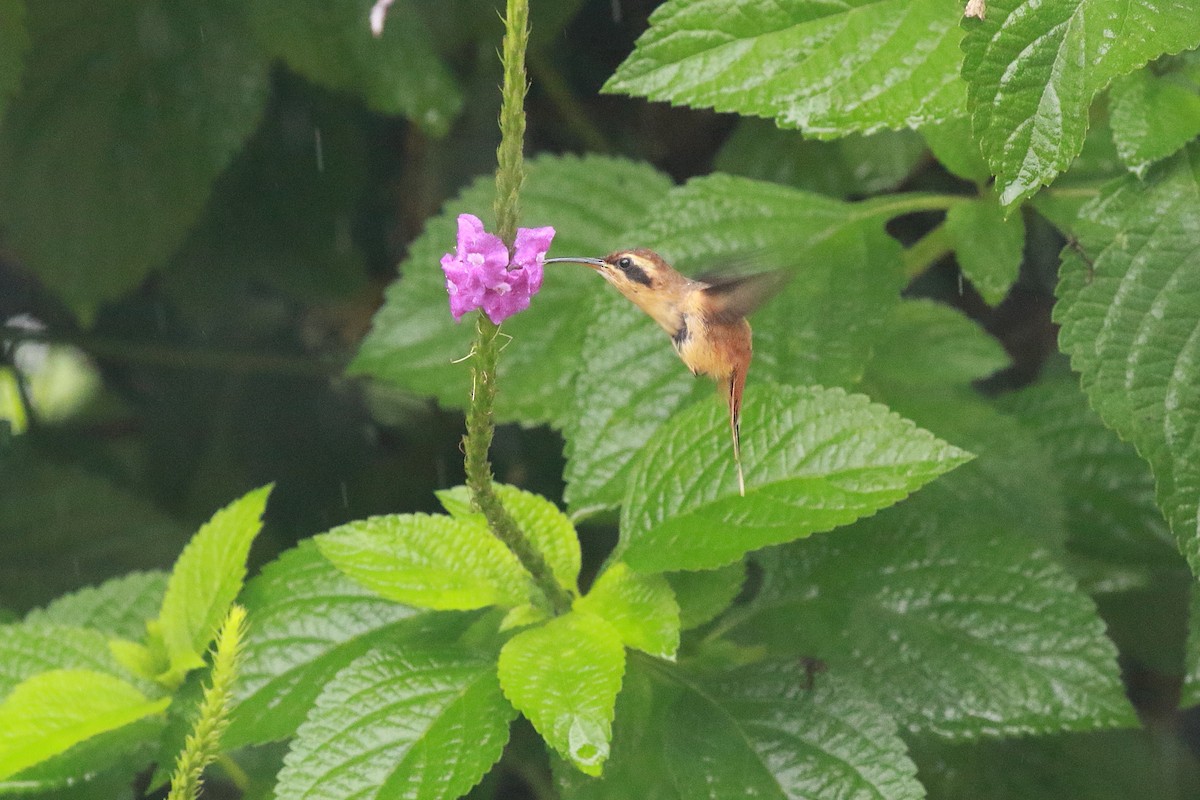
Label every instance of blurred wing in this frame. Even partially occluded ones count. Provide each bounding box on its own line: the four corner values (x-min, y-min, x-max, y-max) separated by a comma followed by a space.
700, 270, 790, 321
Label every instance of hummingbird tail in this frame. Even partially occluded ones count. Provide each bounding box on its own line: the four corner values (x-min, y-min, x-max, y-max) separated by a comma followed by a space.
728, 369, 746, 497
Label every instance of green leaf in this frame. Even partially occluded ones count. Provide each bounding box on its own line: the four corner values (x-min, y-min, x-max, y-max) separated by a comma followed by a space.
1055, 147, 1200, 577
315, 513, 533, 610
274, 645, 515, 800
246, 0, 460, 136
576, 563, 679, 659
0, 0, 270, 314
498, 610, 625, 776
961, 0, 1200, 208
715, 119, 927, 198
0, 669, 169, 780
667, 562, 746, 630
437, 484, 581, 593
25, 572, 167, 641
1109, 64, 1200, 178
350, 154, 673, 430
228, 541, 438, 748
0, 624, 134, 699
156, 485, 272, 680
921, 117, 992, 183
620, 383, 971, 572
664, 662, 923, 800
0, 715, 162, 796
604, 0, 967, 136
564, 175, 906, 516
998, 374, 1182, 593
0, 0, 28, 121
944, 190, 1026, 304
1182, 588, 1200, 708
727, 487, 1136, 738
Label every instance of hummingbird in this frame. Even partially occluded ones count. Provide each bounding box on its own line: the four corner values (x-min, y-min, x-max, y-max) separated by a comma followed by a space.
545, 249, 785, 496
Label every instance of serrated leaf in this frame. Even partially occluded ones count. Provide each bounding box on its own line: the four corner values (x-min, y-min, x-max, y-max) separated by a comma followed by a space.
565, 175, 906, 516
944, 190, 1026, 304
437, 484, 581, 593
274, 645, 515, 800
921, 116, 993, 183
247, 0, 459, 135
0, 0, 28, 121
620, 384, 971, 572
156, 485, 271, 679
350, 154, 673, 430
999, 374, 1182, 593
0, 624, 133, 699
25, 572, 167, 641
1109, 66, 1200, 178
1055, 147, 1200, 577
715, 119, 927, 198
576, 563, 679, 659
0, 715, 162, 796
604, 0, 967, 137
667, 562, 746, 630
726, 487, 1136, 738
498, 610, 625, 776
0, 0, 269, 314
961, 0, 1200, 208
664, 662, 923, 800
0, 669, 169, 780
228, 541, 443, 748
315, 513, 533, 610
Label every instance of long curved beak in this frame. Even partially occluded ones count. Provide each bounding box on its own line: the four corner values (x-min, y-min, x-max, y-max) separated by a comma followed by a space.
544, 257, 606, 269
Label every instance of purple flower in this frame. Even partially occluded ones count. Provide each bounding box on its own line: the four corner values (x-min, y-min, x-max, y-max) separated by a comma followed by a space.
440, 214, 555, 324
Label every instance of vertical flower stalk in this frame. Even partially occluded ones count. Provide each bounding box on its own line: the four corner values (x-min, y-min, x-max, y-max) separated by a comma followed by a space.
463, 0, 571, 614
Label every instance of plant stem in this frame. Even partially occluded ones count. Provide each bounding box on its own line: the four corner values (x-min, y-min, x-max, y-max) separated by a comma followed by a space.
902, 222, 955, 280
462, 0, 572, 615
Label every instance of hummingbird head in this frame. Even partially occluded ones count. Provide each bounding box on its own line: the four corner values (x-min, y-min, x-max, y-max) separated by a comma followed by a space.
545, 248, 684, 296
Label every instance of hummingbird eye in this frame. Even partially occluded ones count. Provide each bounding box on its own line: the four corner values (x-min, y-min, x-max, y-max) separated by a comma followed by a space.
617, 257, 632, 269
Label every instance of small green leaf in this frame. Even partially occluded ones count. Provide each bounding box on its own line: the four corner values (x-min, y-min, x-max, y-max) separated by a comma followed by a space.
247, 0, 460, 135
664, 663, 923, 800
350, 155, 673, 430
437, 484, 581, 593
604, 0, 967, 136
921, 117, 992, 183
728, 487, 1136, 737
156, 485, 272, 680
962, 0, 1200, 207
0, 624, 134, 699
229, 541, 442, 748
25, 572, 167, 641
576, 563, 680, 659
621, 384, 972, 572
944, 190, 1026, 304
668, 562, 746, 630
0, 669, 169, 780
1055, 147, 1200, 577
1109, 65, 1200, 178
0, 0, 270, 314
715, 119, 927, 198
274, 645, 515, 800
315, 513, 533, 610
498, 610, 625, 776
0, 0, 28, 121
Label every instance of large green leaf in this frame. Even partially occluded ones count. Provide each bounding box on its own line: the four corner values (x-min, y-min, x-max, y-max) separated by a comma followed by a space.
156, 485, 271, 679
0, 0, 27, 121
605, 0, 967, 136
667, 562, 746, 631
0, 0, 270, 314
0, 669, 169, 780
246, 0, 459, 135
0, 625, 133, 699
274, 645, 514, 800
961, 0, 1200, 207
1055, 147, 1200, 576
620, 383, 971, 572
25, 572, 167, 641
1109, 62, 1200, 178
350, 154, 673, 430
726, 485, 1136, 738
498, 610, 625, 776
315, 513, 534, 610
228, 542, 435, 748
564, 174, 906, 516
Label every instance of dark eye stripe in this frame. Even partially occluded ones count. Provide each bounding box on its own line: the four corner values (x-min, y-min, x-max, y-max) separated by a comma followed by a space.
622, 262, 652, 286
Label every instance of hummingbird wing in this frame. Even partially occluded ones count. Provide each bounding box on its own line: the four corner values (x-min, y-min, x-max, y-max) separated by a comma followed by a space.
699, 271, 790, 323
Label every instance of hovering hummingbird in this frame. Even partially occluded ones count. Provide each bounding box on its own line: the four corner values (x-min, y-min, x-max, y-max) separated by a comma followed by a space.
545, 249, 785, 496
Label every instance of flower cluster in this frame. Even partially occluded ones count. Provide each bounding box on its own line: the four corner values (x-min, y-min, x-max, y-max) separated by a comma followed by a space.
441, 214, 554, 324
